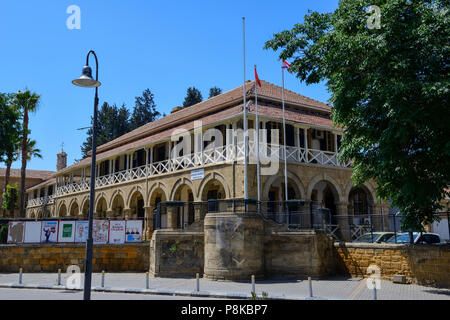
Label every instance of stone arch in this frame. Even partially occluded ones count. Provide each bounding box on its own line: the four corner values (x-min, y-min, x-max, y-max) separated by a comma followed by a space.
344, 180, 377, 204
95, 196, 107, 217
126, 186, 146, 208
81, 197, 90, 217
37, 209, 43, 219
170, 178, 195, 201
148, 182, 169, 206
108, 189, 125, 210
58, 203, 67, 217
306, 174, 344, 203
111, 192, 125, 217
128, 189, 145, 218
262, 170, 306, 201
94, 192, 108, 211
197, 172, 230, 200
30, 210, 35, 218
69, 199, 79, 217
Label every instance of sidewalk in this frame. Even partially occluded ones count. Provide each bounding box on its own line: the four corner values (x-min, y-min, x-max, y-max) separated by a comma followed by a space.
0, 273, 448, 300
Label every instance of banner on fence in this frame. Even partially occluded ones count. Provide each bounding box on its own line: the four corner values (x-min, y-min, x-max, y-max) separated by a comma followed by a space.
93, 220, 109, 244
41, 221, 59, 243
58, 221, 76, 243
24, 221, 42, 243
125, 220, 143, 243
109, 220, 126, 244
75, 221, 89, 243
7, 221, 25, 243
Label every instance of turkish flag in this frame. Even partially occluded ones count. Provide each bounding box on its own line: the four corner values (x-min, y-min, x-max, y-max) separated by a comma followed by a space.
255, 66, 261, 87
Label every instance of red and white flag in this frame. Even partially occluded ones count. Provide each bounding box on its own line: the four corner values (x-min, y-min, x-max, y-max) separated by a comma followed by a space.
282, 60, 291, 72
254, 66, 261, 87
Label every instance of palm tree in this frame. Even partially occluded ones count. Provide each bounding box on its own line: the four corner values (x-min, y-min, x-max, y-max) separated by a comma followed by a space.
13, 90, 41, 217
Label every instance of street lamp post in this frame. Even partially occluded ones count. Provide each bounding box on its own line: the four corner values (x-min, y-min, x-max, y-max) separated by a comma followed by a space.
72, 50, 101, 300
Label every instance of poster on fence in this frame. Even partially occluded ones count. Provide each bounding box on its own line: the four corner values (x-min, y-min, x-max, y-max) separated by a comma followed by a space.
7, 221, 25, 243
58, 221, 76, 243
75, 221, 89, 243
125, 220, 143, 243
109, 220, 126, 244
41, 221, 59, 243
93, 220, 109, 244
24, 221, 42, 243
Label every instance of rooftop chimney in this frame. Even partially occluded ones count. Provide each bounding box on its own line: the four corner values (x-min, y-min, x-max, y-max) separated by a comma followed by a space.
57, 148, 67, 171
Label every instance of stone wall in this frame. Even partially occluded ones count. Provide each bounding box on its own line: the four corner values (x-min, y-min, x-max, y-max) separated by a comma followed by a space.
334, 242, 450, 288
265, 230, 335, 278
0, 243, 149, 273
149, 230, 204, 277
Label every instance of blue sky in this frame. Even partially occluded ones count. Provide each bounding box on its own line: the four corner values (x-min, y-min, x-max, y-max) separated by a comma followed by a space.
0, 0, 338, 172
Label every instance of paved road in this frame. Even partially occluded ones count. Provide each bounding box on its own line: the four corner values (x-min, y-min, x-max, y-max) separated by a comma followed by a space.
0, 273, 448, 300
0, 287, 220, 300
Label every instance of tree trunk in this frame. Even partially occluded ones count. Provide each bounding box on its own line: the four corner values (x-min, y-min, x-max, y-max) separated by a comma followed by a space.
19, 108, 28, 218
2, 161, 12, 217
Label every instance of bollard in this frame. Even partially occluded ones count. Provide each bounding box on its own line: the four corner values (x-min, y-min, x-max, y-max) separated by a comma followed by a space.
251, 275, 256, 294
372, 280, 377, 300
19, 268, 23, 284
196, 273, 200, 292
101, 270, 105, 288
57, 269, 62, 286
145, 272, 149, 289
308, 277, 313, 298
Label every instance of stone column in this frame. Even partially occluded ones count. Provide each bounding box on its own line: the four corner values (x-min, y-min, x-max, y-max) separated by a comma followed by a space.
336, 201, 351, 241
105, 209, 114, 219
144, 206, 154, 240
194, 202, 205, 222
166, 206, 178, 229
124, 208, 134, 220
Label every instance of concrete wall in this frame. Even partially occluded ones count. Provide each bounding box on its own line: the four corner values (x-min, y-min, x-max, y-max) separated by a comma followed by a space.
0, 243, 149, 273
334, 242, 450, 288
149, 230, 204, 277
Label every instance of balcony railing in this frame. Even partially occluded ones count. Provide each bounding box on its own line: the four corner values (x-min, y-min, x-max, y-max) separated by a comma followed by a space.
53, 142, 349, 198
27, 195, 54, 207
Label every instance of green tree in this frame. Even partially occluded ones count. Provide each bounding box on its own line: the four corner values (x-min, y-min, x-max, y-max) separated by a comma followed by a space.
182, 87, 203, 107
13, 90, 41, 217
2, 184, 18, 218
0, 93, 21, 216
130, 89, 161, 130
81, 102, 131, 158
264, 0, 450, 230
208, 87, 222, 98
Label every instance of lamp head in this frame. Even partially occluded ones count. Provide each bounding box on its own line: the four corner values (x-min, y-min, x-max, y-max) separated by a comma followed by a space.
72, 66, 101, 88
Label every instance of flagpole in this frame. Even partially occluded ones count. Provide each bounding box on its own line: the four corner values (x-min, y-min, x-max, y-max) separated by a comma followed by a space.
282, 64, 288, 204
242, 17, 248, 202
255, 65, 261, 210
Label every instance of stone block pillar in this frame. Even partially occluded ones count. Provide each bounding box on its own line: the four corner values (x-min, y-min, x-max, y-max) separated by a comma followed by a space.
194, 202, 206, 222
124, 208, 134, 220
167, 206, 178, 230
144, 206, 154, 240
336, 201, 351, 241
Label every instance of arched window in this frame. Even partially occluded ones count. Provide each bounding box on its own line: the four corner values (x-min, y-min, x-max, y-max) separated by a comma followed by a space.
350, 188, 369, 215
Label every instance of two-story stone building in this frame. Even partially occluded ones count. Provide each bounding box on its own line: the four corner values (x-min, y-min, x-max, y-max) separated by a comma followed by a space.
25, 80, 390, 239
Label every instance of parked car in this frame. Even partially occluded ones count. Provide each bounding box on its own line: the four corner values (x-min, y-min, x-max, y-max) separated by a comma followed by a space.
386, 232, 442, 244
352, 232, 396, 243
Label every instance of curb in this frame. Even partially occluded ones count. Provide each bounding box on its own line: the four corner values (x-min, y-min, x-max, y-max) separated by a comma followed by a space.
0, 283, 333, 300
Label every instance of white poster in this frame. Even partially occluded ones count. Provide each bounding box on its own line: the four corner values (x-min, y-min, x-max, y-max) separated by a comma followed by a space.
75, 221, 89, 243
7, 221, 25, 243
58, 221, 76, 243
24, 221, 42, 243
125, 220, 143, 243
109, 220, 126, 244
41, 221, 59, 243
93, 220, 109, 244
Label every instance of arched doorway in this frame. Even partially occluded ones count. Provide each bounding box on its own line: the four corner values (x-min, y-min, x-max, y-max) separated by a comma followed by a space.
81, 199, 90, 218
95, 197, 107, 218
310, 180, 340, 222
201, 179, 226, 213
111, 194, 125, 217
173, 183, 195, 227
129, 191, 145, 219
265, 176, 302, 224
58, 203, 67, 217
149, 187, 167, 228
348, 187, 372, 216
69, 201, 79, 217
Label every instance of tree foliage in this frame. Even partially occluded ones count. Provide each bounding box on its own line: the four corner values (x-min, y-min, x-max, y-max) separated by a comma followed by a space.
209, 87, 222, 98
182, 87, 203, 107
2, 184, 19, 216
264, 0, 450, 230
130, 89, 161, 130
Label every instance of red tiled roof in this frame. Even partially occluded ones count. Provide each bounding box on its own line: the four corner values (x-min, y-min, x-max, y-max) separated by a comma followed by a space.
0, 168, 54, 180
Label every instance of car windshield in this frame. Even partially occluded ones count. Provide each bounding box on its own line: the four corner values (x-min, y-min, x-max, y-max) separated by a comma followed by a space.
387, 233, 418, 243
354, 233, 378, 243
